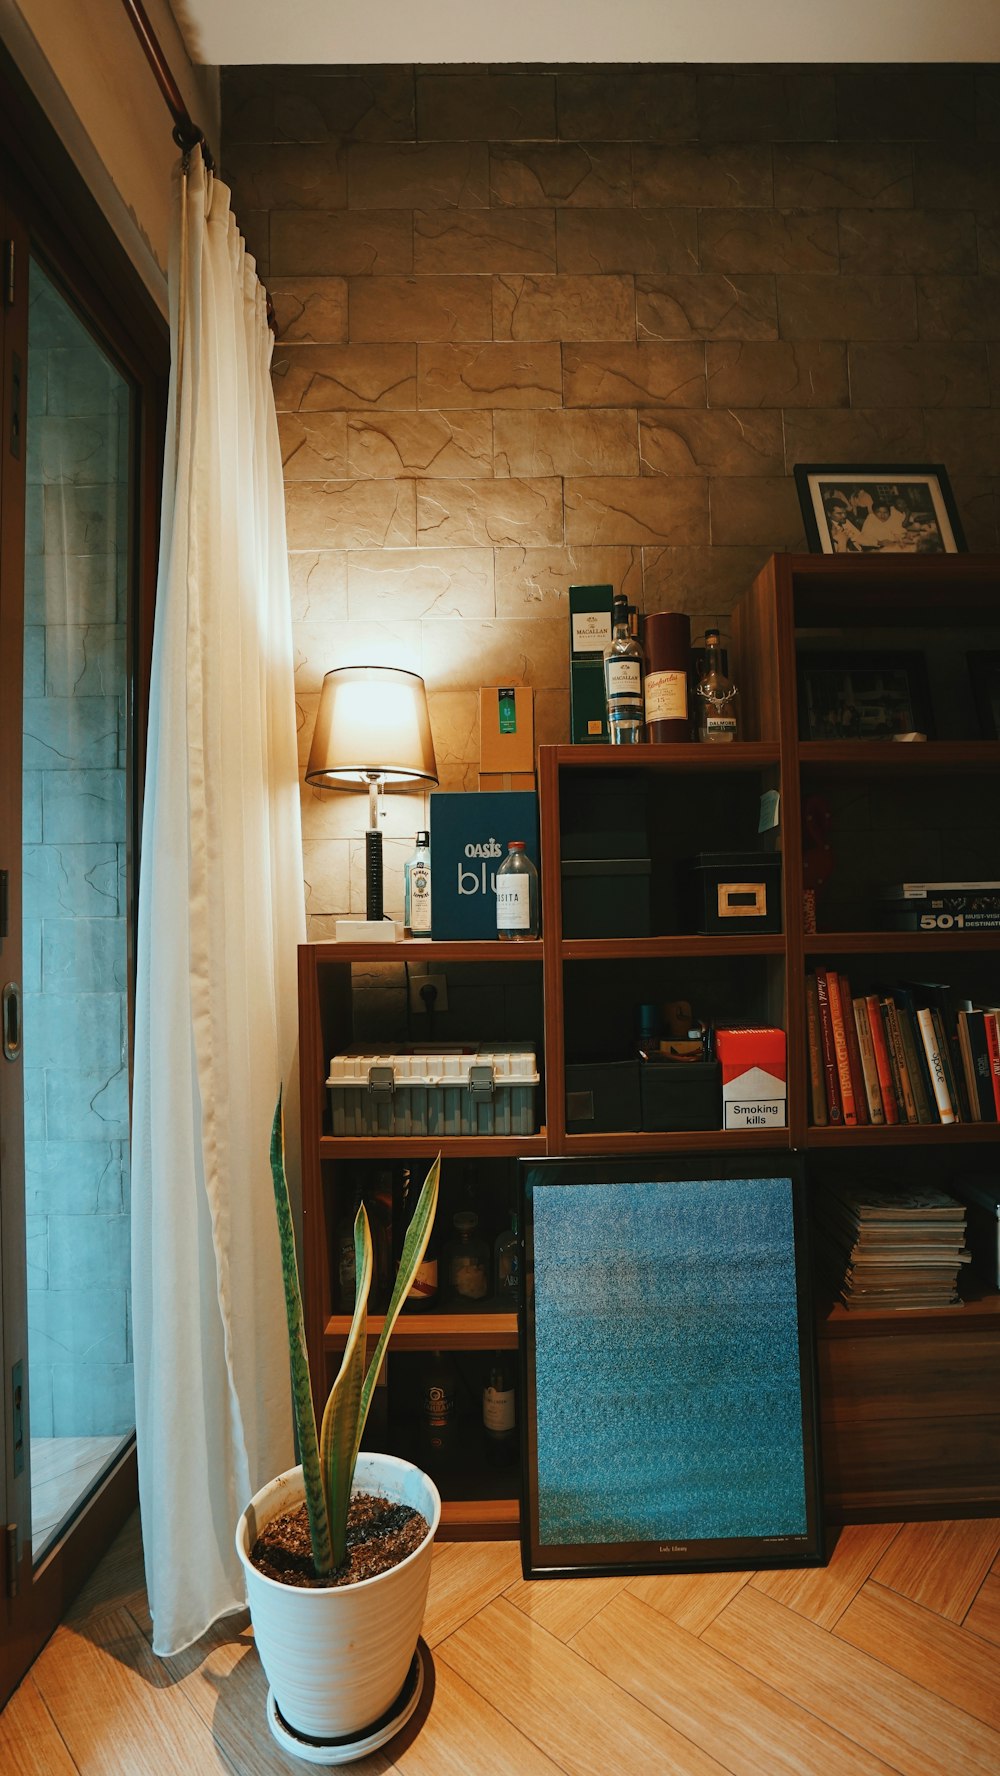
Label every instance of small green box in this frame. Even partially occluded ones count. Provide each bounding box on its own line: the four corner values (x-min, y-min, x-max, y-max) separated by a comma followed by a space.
569, 583, 613, 744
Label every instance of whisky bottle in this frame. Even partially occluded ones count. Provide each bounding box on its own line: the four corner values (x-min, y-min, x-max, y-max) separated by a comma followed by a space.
603, 593, 645, 745
693, 628, 738, 743
404, 831, 431, 936
482, 1354, 517, 1467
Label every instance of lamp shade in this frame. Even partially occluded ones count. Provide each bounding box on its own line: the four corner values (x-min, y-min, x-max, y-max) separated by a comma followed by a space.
305, 666, 438, 788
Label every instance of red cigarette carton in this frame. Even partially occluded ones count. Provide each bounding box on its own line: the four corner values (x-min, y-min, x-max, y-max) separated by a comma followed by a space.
715, 1027, 787, 1130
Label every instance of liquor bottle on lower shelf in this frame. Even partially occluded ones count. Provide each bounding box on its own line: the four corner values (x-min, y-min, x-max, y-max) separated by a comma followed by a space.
443, 1211, 490, 1305
398, 1164, 440, 1312
693, 628, 738, 742
604, 593, 646, 745
419, 1351, 458, 1471
493, 1211, 521, 1307
483, 1354, 517, 1467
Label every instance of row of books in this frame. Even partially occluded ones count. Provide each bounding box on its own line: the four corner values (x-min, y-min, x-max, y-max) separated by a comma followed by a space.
814, 1182, 970, 1310
805, 969, 1000, 1127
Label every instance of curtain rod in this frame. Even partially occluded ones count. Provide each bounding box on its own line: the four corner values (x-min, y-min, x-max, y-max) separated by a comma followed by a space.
120, 0, 215, 169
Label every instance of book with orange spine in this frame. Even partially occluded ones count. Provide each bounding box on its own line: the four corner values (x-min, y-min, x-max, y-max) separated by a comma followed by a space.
825, 970, 858, 1126
865, 994, 900, 1124
852, 996, 885, 1125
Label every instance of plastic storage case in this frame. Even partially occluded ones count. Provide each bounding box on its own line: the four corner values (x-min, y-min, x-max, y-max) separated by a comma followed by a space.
326, 1045, 540, 1137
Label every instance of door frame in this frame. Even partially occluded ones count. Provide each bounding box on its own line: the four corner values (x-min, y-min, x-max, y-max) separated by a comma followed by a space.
0, 41, 167, 1704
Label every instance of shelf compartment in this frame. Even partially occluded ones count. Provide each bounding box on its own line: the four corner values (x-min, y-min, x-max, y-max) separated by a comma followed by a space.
819, 1282, 1000, 1337
562, 934, 785, 961
560, 1128, 790, 1155
324, 1311, 518, 1351
803, 931, 1000, 956
308, 939, 543, 964
798, 741, 1000, 771
807, 1122, 999, 1147
544, 742, 780, 771
320, 1133, 548, 1160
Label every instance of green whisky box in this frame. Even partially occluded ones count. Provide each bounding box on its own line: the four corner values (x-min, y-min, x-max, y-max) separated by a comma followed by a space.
569, 583, 613, 744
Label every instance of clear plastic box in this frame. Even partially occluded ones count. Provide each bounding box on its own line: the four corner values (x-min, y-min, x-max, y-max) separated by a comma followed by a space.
326, 1044, 540, 1137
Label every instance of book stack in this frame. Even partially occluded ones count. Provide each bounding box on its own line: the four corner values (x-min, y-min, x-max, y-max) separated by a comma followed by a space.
805, 969, 1000, 1127
815, 1183, 970, 1310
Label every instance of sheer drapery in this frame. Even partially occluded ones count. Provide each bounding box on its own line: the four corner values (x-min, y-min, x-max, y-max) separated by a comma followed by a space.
132, 147, 303, 1656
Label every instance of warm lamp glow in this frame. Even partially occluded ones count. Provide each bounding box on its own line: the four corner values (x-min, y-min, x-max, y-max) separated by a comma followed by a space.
305, 665, 438, 788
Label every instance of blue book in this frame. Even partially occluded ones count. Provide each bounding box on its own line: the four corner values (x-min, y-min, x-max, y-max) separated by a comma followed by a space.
430, 792, 539, 940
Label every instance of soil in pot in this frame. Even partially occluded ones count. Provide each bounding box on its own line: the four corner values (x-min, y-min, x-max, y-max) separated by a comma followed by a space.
250, 1492, 429, 1589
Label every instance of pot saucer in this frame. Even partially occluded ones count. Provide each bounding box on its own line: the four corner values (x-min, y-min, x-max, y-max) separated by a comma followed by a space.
266, 1641, 426, 1766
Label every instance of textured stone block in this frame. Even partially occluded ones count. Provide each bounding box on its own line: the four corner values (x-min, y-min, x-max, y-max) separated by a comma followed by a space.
272, 68, 416, 142
43, 1063, 129, 1142
706, 341, 848, 408
295, 616, 423, 696
494, 408, 638, 478
44, 625, 125, 700
836, 70, 975, 141
697, 70, 836, 142
349, 274, 491, 342
416, 477, 563, 547
25, 990, 122, 1073
414, 208, 556, 274
26, 416, 119, 487
221, 67, 275, 144
849, 343, 989, 409
556, 70, 697, 142
278, 413, 349, 480
287, 552, 348, 622
979, 216, 1000, 274
492, 273, 634, 341
48, 1214, 130, 1293
347, 548, 494, 620
24, 698, 118, 772
23, 844, 119, 919
224, 143, 348, 211
23, 626, 43, 698
418, 618, 568, 692
923, 411, 1000, 476
23, 772, 42, 845
417, 73, 556, 141
698, 209, 838, 274
349, 142, 489, 209
914, 144, 1000, 211
42, 485, 117, 557
418, 342, 562, 408
633, 144, 772, 209
494, 543, 642, 619
29, 1287, 128, 1365
43, 348, 121, 418
710, 477, 806, 548
639, 410, 783, 477
25, 1139, 123, 1216
563, 342, 705, 408
272, 344, 416, 411
636, 274, 777, 342
284, 479, 416, 549
773, 143, 913, 209
565, 476, 708, 546
269, 279, 348, 343
238, 212, 269, 278
778, 275, 917, 341
642, 544, 772, 619
23, 555, 119, 626
50, 1364, 135, 1438
950, 477, 999, 551
839, 210, 978, 276
347, 411, 492, 478
303, 838, 352, 922
39, 771, 126, 844
425, 689, 480, 793
782, 408, 928, 468
42, 918, 126, 993
490, 144, 631, 208
556, 209, 698, 275
270, 211, 412, 277
917, 276, 1000, 341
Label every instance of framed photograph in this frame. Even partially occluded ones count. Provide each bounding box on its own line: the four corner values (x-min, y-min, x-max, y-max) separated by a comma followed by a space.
794, 463, 966, 555
967, 650, 1000, 741
518, 1153, 825, 1579
797, 650, 934, 741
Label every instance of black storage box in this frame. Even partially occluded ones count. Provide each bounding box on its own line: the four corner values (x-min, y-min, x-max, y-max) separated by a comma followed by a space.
640, 1060, 723, 1133
565, 1060, 642, 1134
561, 858, 652, 939
684, 851, 782, 935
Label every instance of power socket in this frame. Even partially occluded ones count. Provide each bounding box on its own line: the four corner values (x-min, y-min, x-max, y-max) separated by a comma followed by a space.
408, 972, 448, 1013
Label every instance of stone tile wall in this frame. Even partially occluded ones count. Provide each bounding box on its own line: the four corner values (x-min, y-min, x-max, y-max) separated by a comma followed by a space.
23, 269, 133, 1439
221, 63, 1000, 937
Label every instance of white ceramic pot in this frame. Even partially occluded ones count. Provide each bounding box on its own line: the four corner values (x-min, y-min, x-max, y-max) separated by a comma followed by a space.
235, 1453, 441, 1744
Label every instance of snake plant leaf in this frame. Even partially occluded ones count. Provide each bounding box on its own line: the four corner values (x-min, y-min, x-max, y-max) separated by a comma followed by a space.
319, 1202, 373, 1572
269, 1093, 332, 1578
354, 1153, 440, 1467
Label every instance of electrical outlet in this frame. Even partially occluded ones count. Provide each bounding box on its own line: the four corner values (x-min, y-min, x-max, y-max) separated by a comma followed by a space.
408, 972, 448, 1013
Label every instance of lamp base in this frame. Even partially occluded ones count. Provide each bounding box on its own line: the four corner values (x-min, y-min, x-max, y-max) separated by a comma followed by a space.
334, 917, 400, 944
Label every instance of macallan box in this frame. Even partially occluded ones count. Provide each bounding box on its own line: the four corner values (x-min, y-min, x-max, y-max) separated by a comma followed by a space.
430, 791, 539, 940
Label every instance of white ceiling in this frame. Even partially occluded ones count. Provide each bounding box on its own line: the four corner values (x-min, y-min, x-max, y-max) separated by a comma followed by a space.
172, 0, 1000, 68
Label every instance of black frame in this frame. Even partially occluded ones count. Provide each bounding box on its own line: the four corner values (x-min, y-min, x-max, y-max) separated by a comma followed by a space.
518, 1152, 825, 1580
797, 649, 935, 742
794, 463, 966, 555
967, 650, 1000, 741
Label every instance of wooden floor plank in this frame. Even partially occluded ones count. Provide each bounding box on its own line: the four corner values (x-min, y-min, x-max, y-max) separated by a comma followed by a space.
750, 1522, 900, 1630
503, 1570, 631, 1642
835, 1581, 1000, 1731
29, 1607, 238, 1776
870, 1519, 1000, 1623
704, 1573, 1000, 1776
422, 1540, 523, 1648
64, 1513, 147, 1629
438, 1594, 730, 1776
625, 1568, 751, 1636
570, 1588, 898, 1776
0, 1673, 79, 1776
393, 1660, 567, 1776
964, 1572, 1000, 1648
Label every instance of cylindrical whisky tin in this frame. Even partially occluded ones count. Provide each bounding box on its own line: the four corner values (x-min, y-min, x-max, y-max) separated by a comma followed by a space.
644, 611, 692, 742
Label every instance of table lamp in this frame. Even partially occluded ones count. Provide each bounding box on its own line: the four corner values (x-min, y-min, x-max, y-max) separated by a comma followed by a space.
305, 665, 438, 941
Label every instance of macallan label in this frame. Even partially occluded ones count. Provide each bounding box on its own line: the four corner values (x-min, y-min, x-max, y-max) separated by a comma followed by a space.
606, 659, 641, 696
645, 669, 688, 723
572, 611, 612, 653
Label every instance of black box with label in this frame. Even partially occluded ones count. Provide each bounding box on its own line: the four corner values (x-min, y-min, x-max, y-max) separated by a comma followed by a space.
565, 1060, 642, 1134
640, 1060, 723, 1133
683, 851, 782, 935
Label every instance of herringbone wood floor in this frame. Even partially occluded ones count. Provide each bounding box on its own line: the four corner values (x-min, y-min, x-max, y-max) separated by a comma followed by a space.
2, 1513, 1000, 1774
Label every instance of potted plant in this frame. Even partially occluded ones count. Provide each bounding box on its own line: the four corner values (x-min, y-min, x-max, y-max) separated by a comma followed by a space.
235, 1096, 441, 1761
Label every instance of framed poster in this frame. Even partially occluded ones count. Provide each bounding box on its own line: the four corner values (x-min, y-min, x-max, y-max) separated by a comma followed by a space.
793, 463, 965, 554
519, 1152, 824, 1579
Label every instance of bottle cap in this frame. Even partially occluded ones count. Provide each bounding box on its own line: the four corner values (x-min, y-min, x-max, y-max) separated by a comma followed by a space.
416, 830, 430, 845
507, 840, 525, 850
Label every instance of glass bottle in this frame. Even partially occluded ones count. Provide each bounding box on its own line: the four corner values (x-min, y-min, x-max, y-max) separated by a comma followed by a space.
493, 1210, 521, 1307
483, 1354, 517, 1467
404, 830, 432, 936
398, 1164, 439, 1312
444, 1210, 490, 1304
420, 1350, 458, 1470
496, 841, 540, 941
693, 628, 738, 743
603, 592, 646, 745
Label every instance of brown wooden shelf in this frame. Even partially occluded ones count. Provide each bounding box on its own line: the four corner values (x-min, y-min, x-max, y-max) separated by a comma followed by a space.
803, 930, 1000, 956
319, 1133, 547, 1160
806, 1121, 999, 1146
798, 741, 1000, 770
560, 1128, 791, 1155
819, 1282, 1000, 1337
325, 1311, 519, 1351
562, 933, 785, 961
306, 938, 543, 964
543, 741, 780, 770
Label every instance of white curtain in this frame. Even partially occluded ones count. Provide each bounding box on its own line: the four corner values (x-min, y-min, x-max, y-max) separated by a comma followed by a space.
132, 147, 304, 1657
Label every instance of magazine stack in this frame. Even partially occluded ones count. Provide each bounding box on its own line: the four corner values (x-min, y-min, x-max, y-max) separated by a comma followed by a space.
815, 1183, 970, 1310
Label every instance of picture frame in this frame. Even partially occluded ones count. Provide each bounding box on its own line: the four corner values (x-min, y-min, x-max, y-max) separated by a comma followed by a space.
793, 463, 966, 555
518, 1152, 825, 1579
967, 650, 1000, 741
797, 649, 935, 742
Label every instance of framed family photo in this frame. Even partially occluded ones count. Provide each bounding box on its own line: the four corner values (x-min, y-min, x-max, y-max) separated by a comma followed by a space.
797, 650, 934, 741
794, 464, 966, 555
